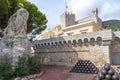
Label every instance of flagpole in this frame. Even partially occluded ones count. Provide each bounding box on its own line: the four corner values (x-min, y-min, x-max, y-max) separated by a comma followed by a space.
65, 0, 68, 12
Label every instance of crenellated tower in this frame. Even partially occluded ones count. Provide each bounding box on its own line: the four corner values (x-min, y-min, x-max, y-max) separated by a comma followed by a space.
60, 12, 75, 29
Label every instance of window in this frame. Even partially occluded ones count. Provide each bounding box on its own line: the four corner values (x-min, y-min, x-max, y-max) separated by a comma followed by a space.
80, 29, 88, 34
81, 32, 86, 34
67, 32, 73, 36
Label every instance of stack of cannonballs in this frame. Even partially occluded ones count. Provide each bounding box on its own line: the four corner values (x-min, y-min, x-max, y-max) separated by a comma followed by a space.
14, 77, 28, 80
70, 60, 99, 74
95, 63, 120, 80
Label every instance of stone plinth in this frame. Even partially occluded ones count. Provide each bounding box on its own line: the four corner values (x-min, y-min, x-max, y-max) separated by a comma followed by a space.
0, 36, 31, 65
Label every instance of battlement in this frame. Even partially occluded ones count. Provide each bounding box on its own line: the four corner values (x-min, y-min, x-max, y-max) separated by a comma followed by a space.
33, 30, 120, 66
33, 30, 112, 49
61, 12, 75, 16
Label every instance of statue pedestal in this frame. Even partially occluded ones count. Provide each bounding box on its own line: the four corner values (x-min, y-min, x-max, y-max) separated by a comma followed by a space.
0, 36, 31, 65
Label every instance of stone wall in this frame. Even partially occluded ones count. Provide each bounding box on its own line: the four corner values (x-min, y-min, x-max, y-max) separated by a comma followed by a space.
110, 34, 120, 64
36, 45, 109, 67
33, 30, 120, 67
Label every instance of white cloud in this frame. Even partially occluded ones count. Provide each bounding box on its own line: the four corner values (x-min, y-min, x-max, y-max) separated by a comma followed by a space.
68, 0, 120, 20
68, 0, 98, 19
68, 0, 97, 14
100, 1, 120, 20
100, 2, 112, 16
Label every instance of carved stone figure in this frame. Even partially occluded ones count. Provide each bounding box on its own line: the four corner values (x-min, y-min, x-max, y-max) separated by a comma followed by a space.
92, 8, 99, 24
92, 8, 98, 16
4, 3, 29, 37
0, 3, 31, 66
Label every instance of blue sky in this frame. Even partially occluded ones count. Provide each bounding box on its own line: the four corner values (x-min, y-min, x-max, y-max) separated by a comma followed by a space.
28, 0, 120, 29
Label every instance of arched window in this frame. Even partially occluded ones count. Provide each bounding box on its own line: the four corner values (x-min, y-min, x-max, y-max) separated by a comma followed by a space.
84, 38, 89, 46
38, 44, 40, 47
35, 44, 38, 48
41, 43, 43, 46
90, 38, 95, 46
44, 43, 46, 46
59, 41, 62, 45
51, 42, 54, 46
68, 40, 71, 44
47, 43, 50, 46
63, 41, 67, 45
40, 43, 44, 48
73, 40, 77, 47
97, 37, 102, 46
114, 37, 120, 44
78, 39, 82, 46
55, 42, 58, 45
68, 40, 72, 46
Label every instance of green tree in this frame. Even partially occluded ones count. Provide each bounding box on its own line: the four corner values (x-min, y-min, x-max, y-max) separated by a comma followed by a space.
0, 0, 10, 31
0, 0, 47, 41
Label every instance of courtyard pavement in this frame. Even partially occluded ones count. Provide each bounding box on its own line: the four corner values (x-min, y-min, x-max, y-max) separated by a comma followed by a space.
32, 65, 96, 80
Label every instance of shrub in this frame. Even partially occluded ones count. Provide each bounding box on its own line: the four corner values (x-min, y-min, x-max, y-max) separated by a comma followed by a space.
14, 55, 43, 76
0, 56, 14, 80
14, 56, 29, 77
27, 55, 43, 74
0, 55, 43, 79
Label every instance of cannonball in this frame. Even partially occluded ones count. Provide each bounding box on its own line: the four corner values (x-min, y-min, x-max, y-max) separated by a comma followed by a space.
94, 76, 100, 80
98, 72, 105, 79
91, 65, 94, 68
93, 68, 96, 71
102, 68, 107, 75
95, 70, 99, 74
22, 77, 28, 80
104, 63, 111, 71
14, 77, 22, 80
112, 75, 119, 80
108, 68, 114, 76
105, 74, 111, 80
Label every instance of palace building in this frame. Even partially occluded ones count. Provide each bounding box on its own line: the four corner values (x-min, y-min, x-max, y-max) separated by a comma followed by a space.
37, 8, 102, 40
33, 8, 120, 67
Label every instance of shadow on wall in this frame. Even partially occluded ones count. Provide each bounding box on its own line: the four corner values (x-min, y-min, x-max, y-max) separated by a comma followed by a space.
110, 37, 120, 65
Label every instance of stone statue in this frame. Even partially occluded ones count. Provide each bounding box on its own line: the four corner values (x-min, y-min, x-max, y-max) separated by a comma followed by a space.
4, 3, 29, 37
92, 8, 99, 24
92, 8, 98, 16
0, 3, 31, 66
